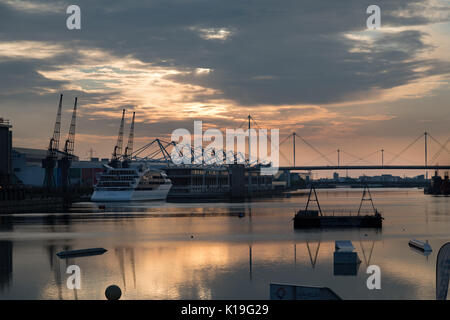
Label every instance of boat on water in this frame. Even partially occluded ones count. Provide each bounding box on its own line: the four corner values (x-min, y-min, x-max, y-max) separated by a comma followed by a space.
91, 164, 172, 202
424, 171, 450, 195
293, 185, 383, 229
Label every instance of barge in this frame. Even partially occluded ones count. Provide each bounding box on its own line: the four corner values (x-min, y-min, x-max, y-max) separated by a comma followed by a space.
294, 185, 383, 229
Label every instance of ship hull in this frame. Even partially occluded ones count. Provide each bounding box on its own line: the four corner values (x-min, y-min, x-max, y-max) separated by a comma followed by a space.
91, 184, 172, 202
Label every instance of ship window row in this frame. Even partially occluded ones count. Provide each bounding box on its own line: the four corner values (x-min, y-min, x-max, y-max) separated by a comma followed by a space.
100, 176, 138, 181
109, 170, 137, 175
97, 182, 131, 187
171, 176, 229, 186
165, 169, 228, 176
138, 181, 167, 185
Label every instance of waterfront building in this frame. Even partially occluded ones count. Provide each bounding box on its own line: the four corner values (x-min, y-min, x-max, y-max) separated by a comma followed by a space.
164, 164, 274, 199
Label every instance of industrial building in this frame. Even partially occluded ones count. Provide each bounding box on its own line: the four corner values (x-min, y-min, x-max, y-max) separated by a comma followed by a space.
10, 148, 287, 198
165, 164, 274, 199
5, 105, 296, 199
11, 147, 110, 187
0, 118, 12, 187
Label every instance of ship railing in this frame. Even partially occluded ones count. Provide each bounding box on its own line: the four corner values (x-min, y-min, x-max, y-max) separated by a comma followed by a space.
297, 209, 380, 217
323, 209, 379, 216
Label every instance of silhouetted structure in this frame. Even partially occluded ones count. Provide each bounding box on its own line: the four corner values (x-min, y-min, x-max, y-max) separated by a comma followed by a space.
294, 185, 382, 229
42, 94, 63, 191
0, 118, 12, 187
425, 171, 450, 195
0, 241, 13, 291
58, 97, 78, 192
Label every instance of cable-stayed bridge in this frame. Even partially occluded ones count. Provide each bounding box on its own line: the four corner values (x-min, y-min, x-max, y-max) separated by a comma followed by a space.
128, 115, 450, 173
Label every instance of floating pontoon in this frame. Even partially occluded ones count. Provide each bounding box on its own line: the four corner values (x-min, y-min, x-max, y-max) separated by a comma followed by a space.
293, 185, 383, 229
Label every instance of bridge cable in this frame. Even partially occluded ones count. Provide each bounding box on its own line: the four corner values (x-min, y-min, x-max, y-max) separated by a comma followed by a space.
342, 150, 374, 165
387, 133, 424, 165
430, 137, 450, 164
303, 150, 337, 166
428, 134, 450, 153
345, 150, 379, 166
383, 149, 416, 165
294, 132, 334, 165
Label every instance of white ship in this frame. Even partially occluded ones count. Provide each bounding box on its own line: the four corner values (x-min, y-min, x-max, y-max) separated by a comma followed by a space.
91, 164, 172, 202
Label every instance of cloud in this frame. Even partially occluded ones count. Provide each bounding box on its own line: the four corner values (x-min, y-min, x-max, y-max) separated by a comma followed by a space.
1, 0, 449, 106
1, 0, 63, 13
0, 0, 448, 164
189, 27, 233, 41
350, 114, 396, 121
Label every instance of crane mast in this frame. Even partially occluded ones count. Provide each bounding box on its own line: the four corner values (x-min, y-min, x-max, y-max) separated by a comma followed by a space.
50, 94, 63, 155
64, 97, 78, 157
59, 97, 78, 192
110, 109, 126, 168
123, 112, 135, 167
42, 94, 63, 190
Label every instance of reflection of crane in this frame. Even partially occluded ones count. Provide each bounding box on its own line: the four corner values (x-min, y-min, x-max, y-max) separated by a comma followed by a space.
58, 97, 78, 192
110, 109, 126, 168
126, 247, 137, 289
306, 240, 321, 268
42, 94, 63, 190
249, 245, 252, 281
358, 240, 376, 266
115, 247, 127, 290
123, 112, 135, 168
114, 247, 138, 292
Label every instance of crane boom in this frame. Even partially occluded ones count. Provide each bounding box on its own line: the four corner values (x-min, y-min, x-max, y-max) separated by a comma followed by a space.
43, 94, 63, 189
112, 109, 126, 160
49, 94, 63, 157
64, 97, 78, 158
59, 97, 78, 192
125, 112, 135, 159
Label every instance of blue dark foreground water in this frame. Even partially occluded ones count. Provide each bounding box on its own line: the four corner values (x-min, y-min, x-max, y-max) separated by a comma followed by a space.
0, 188, 448, 300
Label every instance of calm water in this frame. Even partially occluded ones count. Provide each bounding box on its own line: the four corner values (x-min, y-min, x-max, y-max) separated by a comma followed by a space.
0, 188, 449, 300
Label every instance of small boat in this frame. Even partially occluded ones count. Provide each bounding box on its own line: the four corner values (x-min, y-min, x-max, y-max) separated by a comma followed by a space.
57, 248, 107, 258
270, 283, 341, 300
408, 239, 432, 252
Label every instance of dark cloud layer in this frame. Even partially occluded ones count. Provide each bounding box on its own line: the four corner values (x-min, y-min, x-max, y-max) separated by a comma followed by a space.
0, 0, 449, 106
0, 0, 449, 164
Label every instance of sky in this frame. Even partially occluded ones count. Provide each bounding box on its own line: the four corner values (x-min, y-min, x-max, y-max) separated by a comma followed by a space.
0, 0, 449, 177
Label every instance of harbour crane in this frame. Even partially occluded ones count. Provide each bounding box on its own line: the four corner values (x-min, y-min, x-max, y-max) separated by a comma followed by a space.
58, 97, 78, 192
110, 109, 126, 168
123, 111, 135, 168
42, 94, 63, 190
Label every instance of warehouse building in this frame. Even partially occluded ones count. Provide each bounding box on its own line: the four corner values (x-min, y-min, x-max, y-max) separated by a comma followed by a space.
12, 147, 106, 187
